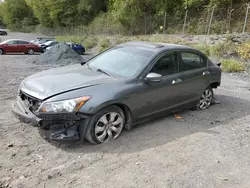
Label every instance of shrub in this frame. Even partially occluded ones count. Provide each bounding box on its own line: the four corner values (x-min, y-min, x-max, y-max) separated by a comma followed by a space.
209, 42, 237, 56
220, 59, 245, 72
84, 37, 98, 49
237, 43, 250, 60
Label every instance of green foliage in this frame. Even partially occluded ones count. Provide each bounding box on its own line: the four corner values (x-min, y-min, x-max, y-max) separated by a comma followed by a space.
25, 0, 106, 28
221, 58, 245, 72
0, 0, 37, 30
0, 0, 247, 35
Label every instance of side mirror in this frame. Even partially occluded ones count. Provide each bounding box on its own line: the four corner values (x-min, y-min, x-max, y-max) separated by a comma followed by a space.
145, 72, 162, 83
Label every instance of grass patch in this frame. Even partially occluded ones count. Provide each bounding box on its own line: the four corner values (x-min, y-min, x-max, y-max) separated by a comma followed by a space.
191, 43, 211, 56
99, 38, 111, 52
209, 42, 237, 56
220, 58, 245, 72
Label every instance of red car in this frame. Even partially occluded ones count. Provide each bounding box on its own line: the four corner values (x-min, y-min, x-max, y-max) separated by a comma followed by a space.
0, 39, 41, 55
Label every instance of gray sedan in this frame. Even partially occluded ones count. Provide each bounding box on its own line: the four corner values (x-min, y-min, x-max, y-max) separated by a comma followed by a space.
12, 41, 221, 144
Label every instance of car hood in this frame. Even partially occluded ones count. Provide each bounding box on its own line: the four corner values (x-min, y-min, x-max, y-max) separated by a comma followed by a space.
20, 64, 115, 100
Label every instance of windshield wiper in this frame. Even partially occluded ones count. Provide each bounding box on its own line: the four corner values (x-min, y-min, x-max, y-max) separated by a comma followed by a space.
96, 69, 111, 77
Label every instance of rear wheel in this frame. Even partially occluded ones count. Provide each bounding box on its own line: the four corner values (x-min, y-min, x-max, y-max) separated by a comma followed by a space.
27, 48, 35, 55
197, 87, 213, 110
85, 105, 125, 144
0, 49, 4, 55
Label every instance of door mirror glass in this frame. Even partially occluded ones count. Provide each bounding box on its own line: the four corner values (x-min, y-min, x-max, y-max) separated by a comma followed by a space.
145, 73, 162, 83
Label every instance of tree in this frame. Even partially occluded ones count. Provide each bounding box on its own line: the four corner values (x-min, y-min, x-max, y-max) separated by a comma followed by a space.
0, 0, 36, 29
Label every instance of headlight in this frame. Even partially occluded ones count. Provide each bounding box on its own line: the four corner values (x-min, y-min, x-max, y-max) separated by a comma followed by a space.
39, 96, 91, 113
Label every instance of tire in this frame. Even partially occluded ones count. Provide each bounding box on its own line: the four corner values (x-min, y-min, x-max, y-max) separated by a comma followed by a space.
0, 49, 4, 55
85, 105, 125, 144
27, 48, 35, 55
197, 86, 214, 110
76, 49, 84, 55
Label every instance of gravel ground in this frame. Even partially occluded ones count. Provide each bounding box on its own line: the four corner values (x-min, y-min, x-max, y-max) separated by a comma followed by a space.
1, 32, 250, 188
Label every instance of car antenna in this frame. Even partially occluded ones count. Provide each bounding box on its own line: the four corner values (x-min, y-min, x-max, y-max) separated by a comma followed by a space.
81, 61, 86, 65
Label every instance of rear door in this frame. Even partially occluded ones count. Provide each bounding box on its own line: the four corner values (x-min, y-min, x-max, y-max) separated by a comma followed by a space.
177, 50, 210, 106
135, 51, 188, 118
17, 40, 30, 53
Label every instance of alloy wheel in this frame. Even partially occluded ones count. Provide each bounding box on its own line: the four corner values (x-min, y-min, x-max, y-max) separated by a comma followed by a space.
0, 49, 3, 55
28, 49, 34, 55
198, 88, 213, 110
94, 112, 124, 143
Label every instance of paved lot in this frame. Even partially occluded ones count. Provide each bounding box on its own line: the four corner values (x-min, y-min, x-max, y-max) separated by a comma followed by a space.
0, 32, 250, 188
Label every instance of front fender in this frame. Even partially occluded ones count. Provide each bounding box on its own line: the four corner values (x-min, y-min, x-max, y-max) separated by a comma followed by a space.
80, 99, 127, 114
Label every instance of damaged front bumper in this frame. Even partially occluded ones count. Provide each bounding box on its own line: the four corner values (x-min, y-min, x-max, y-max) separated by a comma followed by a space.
11, 97, 89, 143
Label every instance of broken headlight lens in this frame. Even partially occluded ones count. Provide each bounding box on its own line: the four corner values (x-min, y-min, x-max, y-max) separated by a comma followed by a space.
39, 96, 91, 113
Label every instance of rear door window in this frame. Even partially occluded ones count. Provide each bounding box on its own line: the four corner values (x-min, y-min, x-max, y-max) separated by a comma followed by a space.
180, 51, 207, 71
17, 41, 29, 44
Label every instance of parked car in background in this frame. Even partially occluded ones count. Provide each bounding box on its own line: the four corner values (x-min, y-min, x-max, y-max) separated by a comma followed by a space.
46, 42, 86, 55
40, 40, 58, 53
0, 39, 41, 55
0, 30, 7, 35
12, 41, 221, 144
66, 42, 85, 55
31, 37, 55, 45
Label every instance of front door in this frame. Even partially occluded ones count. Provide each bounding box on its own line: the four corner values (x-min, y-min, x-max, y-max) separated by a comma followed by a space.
133, 51, 187, 119
5, 40, 18, 53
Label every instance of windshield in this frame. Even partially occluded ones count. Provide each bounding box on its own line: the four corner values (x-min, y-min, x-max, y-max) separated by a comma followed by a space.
44, 41, 54, 45
88, 46, 154, 78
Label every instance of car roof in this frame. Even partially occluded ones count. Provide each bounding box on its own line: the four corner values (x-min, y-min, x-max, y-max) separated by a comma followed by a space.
4, 39, 29, 42
119, 41, 196, 52
0, 39, 30, 44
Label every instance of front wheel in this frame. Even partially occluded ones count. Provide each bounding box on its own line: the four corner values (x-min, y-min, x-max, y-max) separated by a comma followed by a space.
197, 87, 214, 110
85, 105, 125, 144
0, 49, 3, 55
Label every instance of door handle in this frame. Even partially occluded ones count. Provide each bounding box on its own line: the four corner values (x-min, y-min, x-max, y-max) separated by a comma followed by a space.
202, 71, 210, 76
172, 79, 182, 85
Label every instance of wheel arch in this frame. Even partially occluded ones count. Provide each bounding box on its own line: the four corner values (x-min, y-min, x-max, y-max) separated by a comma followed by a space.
0, 48, 4, 53
209, 81, 220, 89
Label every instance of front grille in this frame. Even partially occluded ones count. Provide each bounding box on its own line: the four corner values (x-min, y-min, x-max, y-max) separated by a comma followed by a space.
19, 90, 42, 112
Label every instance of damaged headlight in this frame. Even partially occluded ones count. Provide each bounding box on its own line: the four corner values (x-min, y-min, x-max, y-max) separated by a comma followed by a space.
38, 96, 91, 113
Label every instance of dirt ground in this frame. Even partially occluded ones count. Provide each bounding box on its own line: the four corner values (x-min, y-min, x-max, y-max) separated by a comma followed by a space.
1, 33, 250, 188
